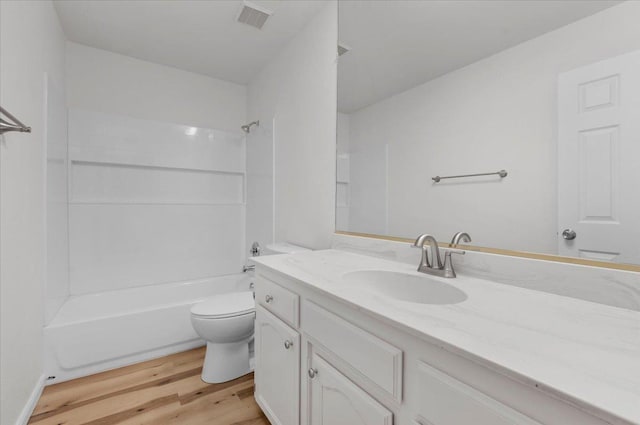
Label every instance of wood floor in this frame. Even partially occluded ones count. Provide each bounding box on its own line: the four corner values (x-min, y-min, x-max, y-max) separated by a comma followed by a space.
29, 347, 270, 425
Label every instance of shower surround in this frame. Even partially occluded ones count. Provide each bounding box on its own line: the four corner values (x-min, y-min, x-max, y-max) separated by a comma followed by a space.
44, 108, 250, 382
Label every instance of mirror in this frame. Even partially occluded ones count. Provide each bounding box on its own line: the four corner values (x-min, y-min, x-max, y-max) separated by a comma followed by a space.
336, 0, 640, 267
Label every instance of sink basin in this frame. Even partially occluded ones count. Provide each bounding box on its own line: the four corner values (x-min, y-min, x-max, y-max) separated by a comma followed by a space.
341, 270, 467, 305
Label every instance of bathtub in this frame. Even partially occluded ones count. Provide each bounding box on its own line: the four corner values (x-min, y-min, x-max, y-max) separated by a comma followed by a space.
44, 273, 253, 384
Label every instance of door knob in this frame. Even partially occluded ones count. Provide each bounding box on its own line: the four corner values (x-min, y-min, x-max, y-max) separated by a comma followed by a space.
562, 229, 577, 240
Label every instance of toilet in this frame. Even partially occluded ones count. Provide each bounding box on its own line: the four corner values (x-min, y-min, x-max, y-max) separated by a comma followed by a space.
190, 242, 309, 383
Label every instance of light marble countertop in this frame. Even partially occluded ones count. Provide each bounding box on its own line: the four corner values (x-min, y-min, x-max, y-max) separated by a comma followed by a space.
253, 249, 640, 425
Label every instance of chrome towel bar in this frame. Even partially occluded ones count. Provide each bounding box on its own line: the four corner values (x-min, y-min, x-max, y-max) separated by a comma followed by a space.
432, 169, 507, 183
0, 106, 31, 135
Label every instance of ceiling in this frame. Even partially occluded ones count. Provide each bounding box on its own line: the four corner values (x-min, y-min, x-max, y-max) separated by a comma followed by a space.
53, 0, 328, 85
338, 0, 622, 113
53, 0, 622, 111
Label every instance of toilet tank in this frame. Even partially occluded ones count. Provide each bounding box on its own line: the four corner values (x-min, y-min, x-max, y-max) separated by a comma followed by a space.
262, 242, 311, 256
238, 242, 310, 292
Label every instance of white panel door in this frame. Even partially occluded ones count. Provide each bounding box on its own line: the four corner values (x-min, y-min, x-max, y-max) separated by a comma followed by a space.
254, 306, 300, 425
307, 352, 393, 425
558, 50, 640, 263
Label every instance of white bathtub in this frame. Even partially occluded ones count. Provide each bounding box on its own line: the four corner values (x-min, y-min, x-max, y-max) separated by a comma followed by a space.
44, 273, 253, 384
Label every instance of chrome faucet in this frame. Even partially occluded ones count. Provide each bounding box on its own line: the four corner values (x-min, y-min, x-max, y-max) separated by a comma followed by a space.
243, 241, 261, 272
412, 233, 466, 278
413, 234, 441, 271
450, 232, 471, 247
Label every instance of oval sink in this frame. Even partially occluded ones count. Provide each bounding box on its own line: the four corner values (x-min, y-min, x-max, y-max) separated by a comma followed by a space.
341, 270, 467, 305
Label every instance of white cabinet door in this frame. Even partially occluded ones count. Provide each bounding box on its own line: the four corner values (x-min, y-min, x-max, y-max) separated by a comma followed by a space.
255, 305, 300, 425
558, 49, 640, 264
307, 351, 393, 425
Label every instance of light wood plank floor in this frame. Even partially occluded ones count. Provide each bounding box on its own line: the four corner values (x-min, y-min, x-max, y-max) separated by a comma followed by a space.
29, 347, 270, 425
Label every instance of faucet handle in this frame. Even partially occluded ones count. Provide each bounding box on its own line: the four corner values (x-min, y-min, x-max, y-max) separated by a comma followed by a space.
250, 241, 261, 257
442, 247, 465, 256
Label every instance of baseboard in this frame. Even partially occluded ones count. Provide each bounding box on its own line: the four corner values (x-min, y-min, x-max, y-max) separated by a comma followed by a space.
14, 374, 45, 425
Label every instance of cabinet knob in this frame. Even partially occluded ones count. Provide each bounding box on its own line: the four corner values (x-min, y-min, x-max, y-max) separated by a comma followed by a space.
562, 229, 577, 240
265, 294, 273, 303
308, 368, 318, 379
284, 340, 293, 350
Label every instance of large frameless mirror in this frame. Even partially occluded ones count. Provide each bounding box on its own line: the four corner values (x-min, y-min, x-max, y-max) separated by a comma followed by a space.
336, 0, 640, 268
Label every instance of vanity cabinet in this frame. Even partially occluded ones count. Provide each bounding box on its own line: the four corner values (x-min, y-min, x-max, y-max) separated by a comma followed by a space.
254, 267, 617, 425
306, 351, 393, 425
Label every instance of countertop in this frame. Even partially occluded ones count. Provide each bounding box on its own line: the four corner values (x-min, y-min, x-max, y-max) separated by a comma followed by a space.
253, 249, 640, 425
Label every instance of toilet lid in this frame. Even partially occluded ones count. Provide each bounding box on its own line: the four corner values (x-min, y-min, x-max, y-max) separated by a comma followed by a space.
191, 291, 255, 319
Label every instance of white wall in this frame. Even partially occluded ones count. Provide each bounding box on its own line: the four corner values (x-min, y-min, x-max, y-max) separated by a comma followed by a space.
66, 42, 246, 134
247, 1, 337, 250
44, 75, 70, 325
0, 1, 66, 423
346, 1, 640, 253
337, 112, 350, 155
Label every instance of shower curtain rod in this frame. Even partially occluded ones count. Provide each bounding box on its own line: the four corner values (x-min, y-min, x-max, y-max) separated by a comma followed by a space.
0, 106, 32, 135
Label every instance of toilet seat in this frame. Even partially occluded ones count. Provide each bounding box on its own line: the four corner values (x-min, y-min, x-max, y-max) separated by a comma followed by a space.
191, 291, 255, 319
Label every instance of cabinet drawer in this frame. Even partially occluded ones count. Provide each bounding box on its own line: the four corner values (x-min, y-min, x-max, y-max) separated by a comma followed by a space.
415, 361, 541, 425
302, 301, 402, 401
255, 275, 299, 328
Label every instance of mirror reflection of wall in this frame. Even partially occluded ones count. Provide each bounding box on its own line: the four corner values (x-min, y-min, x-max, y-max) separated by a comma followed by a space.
337, 0, 640, 266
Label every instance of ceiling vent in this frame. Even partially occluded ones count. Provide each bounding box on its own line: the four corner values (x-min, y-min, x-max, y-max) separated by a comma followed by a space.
236, 1, 272, 30
338, 43, 351, 57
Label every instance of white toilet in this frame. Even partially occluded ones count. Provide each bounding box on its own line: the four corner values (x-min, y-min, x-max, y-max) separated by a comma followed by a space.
190, 242, 309, 383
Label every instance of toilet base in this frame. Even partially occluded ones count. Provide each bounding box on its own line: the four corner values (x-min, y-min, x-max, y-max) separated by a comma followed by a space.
201, 338, 252, 383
